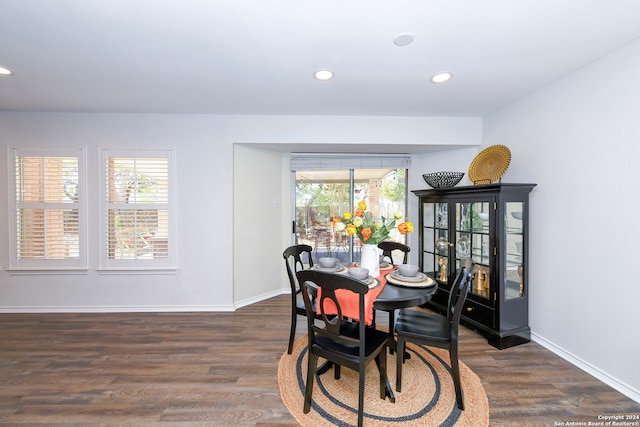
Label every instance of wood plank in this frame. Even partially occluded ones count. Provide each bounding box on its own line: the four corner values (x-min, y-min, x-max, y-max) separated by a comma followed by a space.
0, 295, 638, 426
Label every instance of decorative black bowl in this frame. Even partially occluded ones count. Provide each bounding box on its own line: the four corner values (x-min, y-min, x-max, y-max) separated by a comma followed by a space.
422, 172, 465, 189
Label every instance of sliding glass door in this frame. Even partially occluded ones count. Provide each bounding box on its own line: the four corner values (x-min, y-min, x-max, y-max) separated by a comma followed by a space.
294, 167, 408, 264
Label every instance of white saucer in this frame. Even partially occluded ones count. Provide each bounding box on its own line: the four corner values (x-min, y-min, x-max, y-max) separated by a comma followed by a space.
314, 265, 345, 273
391, 271, 427, 283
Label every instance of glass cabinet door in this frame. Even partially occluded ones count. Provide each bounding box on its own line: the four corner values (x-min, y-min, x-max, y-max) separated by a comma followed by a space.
422, 201, 451, 284
455, 200, 492, 300
504, 201, 525, 300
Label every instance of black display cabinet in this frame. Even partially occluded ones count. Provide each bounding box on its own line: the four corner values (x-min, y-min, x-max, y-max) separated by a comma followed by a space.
413, 183, 536, 349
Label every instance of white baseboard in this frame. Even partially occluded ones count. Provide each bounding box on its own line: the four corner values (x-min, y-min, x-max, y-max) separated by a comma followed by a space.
0, 305, 235, 313
532, 332, 640, 404
0, 289, 291, 313
233, 288, 289, 310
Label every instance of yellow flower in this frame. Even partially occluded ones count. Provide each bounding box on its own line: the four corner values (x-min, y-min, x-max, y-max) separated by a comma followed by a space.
337, 202, 412, 245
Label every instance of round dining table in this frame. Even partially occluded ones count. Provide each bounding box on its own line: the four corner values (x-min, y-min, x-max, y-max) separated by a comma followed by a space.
374, 272, 438, 355
373, 273, 437, 311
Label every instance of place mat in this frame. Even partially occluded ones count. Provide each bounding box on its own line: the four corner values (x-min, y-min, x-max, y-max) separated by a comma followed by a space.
367, 278, 382, 289
279, 336, 490, 427
343, 274, 380, 289
380, 262, 395, 271
391, 271, 428, 283
385, 273, 435, 288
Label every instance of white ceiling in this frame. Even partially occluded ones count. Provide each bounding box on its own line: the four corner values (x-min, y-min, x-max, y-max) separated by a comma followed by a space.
1, 0, 639, 117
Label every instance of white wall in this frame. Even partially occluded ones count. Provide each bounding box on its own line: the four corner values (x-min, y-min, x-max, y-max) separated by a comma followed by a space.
0, 113, 233, 311
0, 113, 481, 312
232, 144, 285, 306
483, 39, 639, 399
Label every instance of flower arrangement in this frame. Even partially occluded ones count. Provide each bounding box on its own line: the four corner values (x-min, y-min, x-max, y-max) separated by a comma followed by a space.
333, 201, 414, 245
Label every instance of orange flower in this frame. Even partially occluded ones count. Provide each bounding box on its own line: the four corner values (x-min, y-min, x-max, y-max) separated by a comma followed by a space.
398, 221, 414, 235
331, 217, 341, 225
398, 223, 407, 234
361, 227, 372, 241
355, 209, 365, 217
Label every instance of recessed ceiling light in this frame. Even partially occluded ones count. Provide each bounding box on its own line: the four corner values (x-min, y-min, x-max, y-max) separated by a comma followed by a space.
0, 66, 13, 75
394, 32, 414, 47
431, 72, 452, 84
314, 69, 334, 81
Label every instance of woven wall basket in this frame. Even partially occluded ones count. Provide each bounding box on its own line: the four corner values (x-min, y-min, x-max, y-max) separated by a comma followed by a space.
468, 144, 511, 184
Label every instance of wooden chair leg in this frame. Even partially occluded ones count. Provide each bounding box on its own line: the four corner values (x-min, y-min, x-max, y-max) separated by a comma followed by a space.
450, 346, 464, 410
287, 310, 297, 355
357, 368, 365, 427
303, 352, 317, 413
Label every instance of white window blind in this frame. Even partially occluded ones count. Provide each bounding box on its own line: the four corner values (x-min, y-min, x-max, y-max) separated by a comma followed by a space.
290, 154, 411, 171
100, 149, 175, 269
9, 148, 87, 270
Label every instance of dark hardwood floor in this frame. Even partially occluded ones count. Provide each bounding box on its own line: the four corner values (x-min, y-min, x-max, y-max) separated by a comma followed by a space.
0, 294, 638, 426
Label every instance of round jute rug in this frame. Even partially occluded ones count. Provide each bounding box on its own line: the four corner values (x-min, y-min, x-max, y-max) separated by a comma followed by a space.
278, 336, 489, 427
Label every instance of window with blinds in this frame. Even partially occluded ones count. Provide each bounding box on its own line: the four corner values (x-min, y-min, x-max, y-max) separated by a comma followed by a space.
100, 149, 175, 269
9, 148, 87, 269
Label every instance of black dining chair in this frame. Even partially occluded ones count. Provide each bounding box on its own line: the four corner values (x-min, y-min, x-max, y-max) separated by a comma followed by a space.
377, 241, 410, 265
283, 244, 321, 355
395, 260, 474, 410
296, 269, 390, 427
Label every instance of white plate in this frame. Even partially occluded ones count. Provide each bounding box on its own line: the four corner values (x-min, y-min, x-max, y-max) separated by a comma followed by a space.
391, 271, 427, 283
386, 274, 435, 288
313, 265, 345, 273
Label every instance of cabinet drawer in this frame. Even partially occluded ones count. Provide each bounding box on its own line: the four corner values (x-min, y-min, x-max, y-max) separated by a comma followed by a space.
462, 300, 494, 329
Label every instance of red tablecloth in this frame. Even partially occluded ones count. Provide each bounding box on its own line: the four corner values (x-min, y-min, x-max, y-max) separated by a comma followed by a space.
316, 267, 395, 326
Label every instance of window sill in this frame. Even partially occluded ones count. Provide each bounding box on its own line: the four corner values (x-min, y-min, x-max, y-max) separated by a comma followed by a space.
6, 267, 90, 276
96, 267, 178, 275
